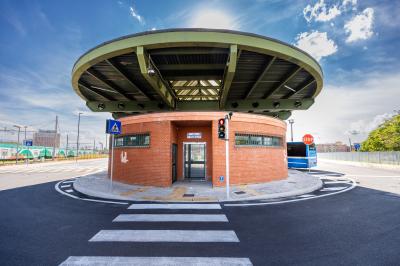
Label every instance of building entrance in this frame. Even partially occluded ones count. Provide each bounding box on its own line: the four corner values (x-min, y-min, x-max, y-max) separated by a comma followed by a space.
184, 143, 206, 179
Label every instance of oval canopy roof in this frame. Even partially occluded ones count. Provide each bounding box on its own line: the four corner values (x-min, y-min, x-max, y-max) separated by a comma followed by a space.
72, 28, 323, 120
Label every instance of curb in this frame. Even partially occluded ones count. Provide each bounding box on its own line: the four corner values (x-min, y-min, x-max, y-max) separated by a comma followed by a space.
73, 172, 323, 203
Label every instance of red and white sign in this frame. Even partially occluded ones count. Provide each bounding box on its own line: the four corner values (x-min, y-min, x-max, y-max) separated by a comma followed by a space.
302, 134, 314, 145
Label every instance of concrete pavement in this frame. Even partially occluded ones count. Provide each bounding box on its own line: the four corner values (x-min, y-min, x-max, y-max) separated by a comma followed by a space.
73, 170, 322, 202
316, 160, 400, 195
0, 158, 107, 191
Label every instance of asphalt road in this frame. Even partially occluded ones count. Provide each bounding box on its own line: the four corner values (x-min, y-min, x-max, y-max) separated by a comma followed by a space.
1, 161, 400, 266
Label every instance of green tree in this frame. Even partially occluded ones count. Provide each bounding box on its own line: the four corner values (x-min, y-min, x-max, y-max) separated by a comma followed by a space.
361, 115, 400, 151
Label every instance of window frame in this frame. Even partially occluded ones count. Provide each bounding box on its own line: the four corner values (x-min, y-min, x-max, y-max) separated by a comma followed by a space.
114, 133, 150, 148
234, 133, 283, 147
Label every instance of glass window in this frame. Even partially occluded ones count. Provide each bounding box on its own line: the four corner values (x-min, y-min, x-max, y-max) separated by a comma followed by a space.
235, 133, 282, 147
114, 133, 150, 147
235, 134, 250, 145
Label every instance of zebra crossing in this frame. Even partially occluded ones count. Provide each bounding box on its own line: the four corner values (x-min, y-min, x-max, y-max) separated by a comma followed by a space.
59, 203, 253, 266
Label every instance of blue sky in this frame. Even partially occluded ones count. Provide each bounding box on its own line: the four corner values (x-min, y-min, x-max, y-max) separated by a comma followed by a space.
0, 0, 399, 146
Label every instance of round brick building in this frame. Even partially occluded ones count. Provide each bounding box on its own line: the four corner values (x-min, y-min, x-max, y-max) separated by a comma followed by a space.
111, 112, 287, 187
71, 28, 323, 187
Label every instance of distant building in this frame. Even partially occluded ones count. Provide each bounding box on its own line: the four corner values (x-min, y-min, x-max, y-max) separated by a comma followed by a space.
317, 141, 350, 153
33, 130, 60, 148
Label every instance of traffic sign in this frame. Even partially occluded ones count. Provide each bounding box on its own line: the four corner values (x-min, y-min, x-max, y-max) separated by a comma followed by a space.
106, 119, 121, 135
354, 143, 361, 151
24, 140, 33, 146
302, 134, 314, 145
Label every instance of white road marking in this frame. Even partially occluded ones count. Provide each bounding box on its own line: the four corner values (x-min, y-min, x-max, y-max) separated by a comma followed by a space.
225, 178, 357, 207
113, 214, 228, 222
89, 230, 239, 242
320, 186, 348, 192
62, 180, 75, 184
59, 256, 253, 266
297, 194, 314, 198
324, 181, 351, 184
128, 203, 221, 210
60, 185, 71, 188
65, 189, 74, 193
54, 180, 128, 205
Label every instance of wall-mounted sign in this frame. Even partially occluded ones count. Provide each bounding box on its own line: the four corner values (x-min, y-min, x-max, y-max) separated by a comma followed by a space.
187, 132, 202, 139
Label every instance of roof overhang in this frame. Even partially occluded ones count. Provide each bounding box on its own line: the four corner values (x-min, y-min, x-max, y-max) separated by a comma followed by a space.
72, 28, 323, 120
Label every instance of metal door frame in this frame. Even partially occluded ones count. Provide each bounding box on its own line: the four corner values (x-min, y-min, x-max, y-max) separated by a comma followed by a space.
183, 142, 207, 180
172, 143, 178, 183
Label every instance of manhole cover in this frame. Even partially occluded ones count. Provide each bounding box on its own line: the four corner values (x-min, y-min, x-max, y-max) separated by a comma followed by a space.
234, 191, 246, 195
183, 193, 195, 197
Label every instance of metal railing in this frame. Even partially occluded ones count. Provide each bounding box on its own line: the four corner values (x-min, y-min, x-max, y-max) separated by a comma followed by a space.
318, 152, 400, 165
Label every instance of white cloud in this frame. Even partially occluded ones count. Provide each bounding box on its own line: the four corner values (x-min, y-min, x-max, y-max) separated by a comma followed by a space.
188, 9, 240, 30
344, 8, 374, 43
287, 72, 400, 144
342, 0, 357, 10
295, 31, 338, 61
303, 0, 342, 22
129, 5, 144, 24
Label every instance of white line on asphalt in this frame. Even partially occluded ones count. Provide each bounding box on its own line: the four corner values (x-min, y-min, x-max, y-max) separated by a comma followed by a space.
62, 180, 75, 183
113, 214, 228, 222
65, 189, 74, 193
224, 178, 357, 207
59, 256, 253, 266
345, 175, 400, 178
60, 185, 71, 188
320, 186, 348, 192
128, 203, 221, 209
324, 181, 351, 184
89, 230, 239, 242
297, 194, 314, 198
54, 180, 128, 205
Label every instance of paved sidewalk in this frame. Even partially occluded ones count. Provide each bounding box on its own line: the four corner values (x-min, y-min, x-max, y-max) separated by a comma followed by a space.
74, 170, 322, 202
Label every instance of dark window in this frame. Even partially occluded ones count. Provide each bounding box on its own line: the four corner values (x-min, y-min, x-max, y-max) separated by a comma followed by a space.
287, 143, 306, 157
235, 133, 282, 147
115, 133, 150, 147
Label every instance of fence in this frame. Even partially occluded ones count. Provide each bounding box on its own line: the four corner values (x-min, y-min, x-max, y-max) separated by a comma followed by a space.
318, 152, 400, 165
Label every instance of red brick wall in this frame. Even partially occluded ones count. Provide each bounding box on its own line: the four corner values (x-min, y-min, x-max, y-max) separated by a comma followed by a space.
110, 112, 287, 187
110, 120, 172, 187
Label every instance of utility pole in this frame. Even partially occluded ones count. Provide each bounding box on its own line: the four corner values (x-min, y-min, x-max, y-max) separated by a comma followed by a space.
24, 126, 27, 143
93, 139, 96, 154
225, 114, 231, 200
66, 134, 69, 159
105, 134, 108, 151
52, 115, 58, 160
13, 125, 21, 165
76, 112, 82, 162
288, 119, 294, 142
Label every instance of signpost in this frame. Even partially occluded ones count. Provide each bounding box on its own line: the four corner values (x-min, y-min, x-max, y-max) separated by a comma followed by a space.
302, 134, 314, 145
23, 139, 33, 165
23, 140, 33, 146
302, 134, 314, 173
106, 119, 122, 191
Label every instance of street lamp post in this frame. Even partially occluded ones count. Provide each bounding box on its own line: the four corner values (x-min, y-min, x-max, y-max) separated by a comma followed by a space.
13, 125, 21, 165
288, 119, 294, 142
76, 112, 82, 162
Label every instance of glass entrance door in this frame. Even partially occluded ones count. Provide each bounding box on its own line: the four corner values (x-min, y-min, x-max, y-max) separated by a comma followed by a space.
184, 143, 206, 179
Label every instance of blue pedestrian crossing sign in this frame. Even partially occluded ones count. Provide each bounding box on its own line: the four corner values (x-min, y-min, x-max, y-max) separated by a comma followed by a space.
106, 119, 121, 135
24, 140, 33, 146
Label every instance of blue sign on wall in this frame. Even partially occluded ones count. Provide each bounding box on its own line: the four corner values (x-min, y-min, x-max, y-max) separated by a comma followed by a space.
106, 119, 121, 135
24, 140, 33, 146
219, 176, 224, 182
